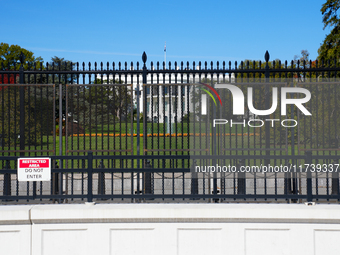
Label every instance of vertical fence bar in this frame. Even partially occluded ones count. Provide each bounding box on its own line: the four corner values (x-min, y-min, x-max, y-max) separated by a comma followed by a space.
58, 83, 63, 202
212, 82, 218, 202
3, 160, 11, 198
191, 160, 198, 199
332, 159, 339, 195
306, 151, 313, 202
87, 151, 93, 202
264, 51, 270, 167
19, 53, 25, 158
142, 52, 151, 197
52, 161, 59, 203
237, 159, 246, 196
136, 84, 141, 198
65, 83, 69, 201
98, 160, 105, 199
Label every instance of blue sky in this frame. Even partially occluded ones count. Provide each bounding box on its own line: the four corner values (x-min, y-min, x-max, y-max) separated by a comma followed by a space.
1, 0, 329, 67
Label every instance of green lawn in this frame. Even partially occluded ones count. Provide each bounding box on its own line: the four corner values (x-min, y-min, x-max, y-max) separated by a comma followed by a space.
1, 132, 338, 170
88, 122, 256, 134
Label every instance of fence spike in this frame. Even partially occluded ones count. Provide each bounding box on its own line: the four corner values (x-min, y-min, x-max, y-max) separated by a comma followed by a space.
142, 51, 147, 64
265, 50, 270, 62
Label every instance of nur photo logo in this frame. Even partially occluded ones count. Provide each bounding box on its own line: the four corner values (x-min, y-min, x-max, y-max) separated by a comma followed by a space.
200, 82, 311, 116
198, 80, 312, 128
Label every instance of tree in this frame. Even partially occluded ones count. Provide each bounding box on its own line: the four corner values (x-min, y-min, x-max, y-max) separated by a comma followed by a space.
292, 50, 319, 80
0, 87, 51, 146
47, 56, 76, 85
66, 78, 133, 130
0, 43, 48, 85
0, 43, 43, 70
294, 50, 310, 65
236, 59, 286, 79
92, 78, 132, 120
0, 45, 56, 145
35, 56, 77, 119
318, 0, 340, 61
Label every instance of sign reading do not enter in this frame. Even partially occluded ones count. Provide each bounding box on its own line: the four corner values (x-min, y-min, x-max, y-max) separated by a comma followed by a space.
17, 158, 51, 182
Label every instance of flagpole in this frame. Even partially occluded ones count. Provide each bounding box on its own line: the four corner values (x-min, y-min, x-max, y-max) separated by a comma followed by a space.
164, 41, 166, 66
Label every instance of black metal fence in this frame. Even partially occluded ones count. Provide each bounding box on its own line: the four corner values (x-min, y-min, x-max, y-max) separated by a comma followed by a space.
0, 51, 339, 203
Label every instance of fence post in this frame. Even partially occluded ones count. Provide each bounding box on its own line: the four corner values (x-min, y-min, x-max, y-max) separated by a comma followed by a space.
58, 84, 64, 203
142, 52, 147, 151
306, 151, 313, 202
97, 160, 106, 199
191, 160, 199, 199
142, 52, 153, 199
144, 159, 153, 199
87, 151, 93, 202
3, 160, 11, 198
212, 83, 218, 203
136, 84, 141, 196
19, 52, 25, 157
284, 162, 292, 197
264, 51, 270, 167
331, 159, 339, 195
52, 161, 59, 203
237, 159, 246, 195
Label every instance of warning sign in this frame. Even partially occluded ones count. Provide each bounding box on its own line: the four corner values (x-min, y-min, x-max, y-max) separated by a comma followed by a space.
17, 158, 51, 181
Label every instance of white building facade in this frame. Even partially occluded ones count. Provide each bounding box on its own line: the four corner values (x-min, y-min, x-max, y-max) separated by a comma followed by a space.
96, 72, 234, 124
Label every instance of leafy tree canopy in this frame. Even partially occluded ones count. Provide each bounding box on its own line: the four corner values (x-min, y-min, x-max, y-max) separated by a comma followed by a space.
318, 0, 340, 60
46, 56, 76, 85
0, 43, 43, 70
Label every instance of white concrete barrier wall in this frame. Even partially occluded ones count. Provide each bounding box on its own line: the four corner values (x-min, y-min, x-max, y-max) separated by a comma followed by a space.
1, 203, 340, 255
